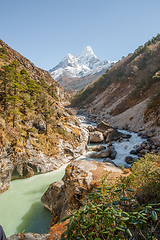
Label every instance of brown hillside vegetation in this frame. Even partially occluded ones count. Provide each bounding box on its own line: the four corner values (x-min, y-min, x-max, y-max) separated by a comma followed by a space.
0, 39, 57, 86
0, 40, 87, 194
71, 34, 160, 135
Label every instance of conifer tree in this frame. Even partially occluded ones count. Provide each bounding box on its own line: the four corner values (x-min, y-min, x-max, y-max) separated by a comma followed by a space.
0, 63, 13, 112
39, 93, 55, 135
7, 60, 24, 128
20, 69, 42, 113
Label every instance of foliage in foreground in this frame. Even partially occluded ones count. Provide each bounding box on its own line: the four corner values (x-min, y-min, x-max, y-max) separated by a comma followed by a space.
61, 154, 160, 239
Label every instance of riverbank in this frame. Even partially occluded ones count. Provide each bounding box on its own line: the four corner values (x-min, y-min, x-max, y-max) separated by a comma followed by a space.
3, 114, 160, 239
79, 100, 160, 140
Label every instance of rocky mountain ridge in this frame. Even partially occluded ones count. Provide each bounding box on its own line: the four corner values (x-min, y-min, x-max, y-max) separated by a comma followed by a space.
49, 46, 116, 90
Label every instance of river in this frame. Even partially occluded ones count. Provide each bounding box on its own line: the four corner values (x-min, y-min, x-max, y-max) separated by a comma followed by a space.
0, 116, 143, 237
0, 164, 67, 237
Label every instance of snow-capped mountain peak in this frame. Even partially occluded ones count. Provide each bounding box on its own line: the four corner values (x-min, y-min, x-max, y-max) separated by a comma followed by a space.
49, 47, 116, 80
77, 46, 96, 59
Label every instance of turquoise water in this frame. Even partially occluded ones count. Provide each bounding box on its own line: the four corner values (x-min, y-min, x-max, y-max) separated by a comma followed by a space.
0, 117, 143, 238
0, 164, 66, 237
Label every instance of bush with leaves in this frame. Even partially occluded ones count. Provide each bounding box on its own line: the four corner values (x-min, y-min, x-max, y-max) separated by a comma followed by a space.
130, 153, 160, 204
61, 186, 160, 239
61, 154, 160, 240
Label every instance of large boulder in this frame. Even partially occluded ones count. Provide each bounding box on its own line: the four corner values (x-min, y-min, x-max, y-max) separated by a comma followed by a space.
87, 125, 96, 132
125, 156, 134, 164
89, 131, 104, 143
110, 147, 117, 160
96, 121, 113, 132
92, 145, 106, 152
65, 108, 77, 115
41, 180, 64, 211
90, 149, 111, 158
90, 146, 117, 159
104, 128, 131, 143
41, 160, 123, 226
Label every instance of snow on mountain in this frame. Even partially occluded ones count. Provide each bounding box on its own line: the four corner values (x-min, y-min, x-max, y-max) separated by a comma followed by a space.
49, 46, 116, 80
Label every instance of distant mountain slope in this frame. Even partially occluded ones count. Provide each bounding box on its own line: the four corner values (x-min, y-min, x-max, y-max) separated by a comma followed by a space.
49, 46, 116, 90
71, 35, 160, 136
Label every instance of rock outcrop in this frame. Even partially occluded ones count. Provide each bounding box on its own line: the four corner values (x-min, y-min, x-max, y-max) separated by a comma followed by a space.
88, 121, 131, 144
0, 107, 88, 193
0, 149, 14, 194
104, 128, 131, 143
96, 121, 113, 132
41, 159, 123, 226
89, 131, 104, 143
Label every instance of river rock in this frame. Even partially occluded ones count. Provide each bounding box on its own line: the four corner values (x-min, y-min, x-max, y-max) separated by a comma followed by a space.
87, 125, 96, 132
41, 180, 64, 211
154, 142, 160, 147
8, 233, 49, 239
90, 149, 111, 158
92, 145, 106, 152
104, 128, 131, 143
125, 156, 134, 164
96, 121, 113, 132
41, 160, 123, 226
103, 158, 118, 166
89, 131, 104, 143
110, 147, 117, 160
130, 149, 138, 155
23, 165, 34, 178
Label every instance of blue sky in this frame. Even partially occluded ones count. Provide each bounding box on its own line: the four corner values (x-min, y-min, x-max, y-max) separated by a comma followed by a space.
1, 0, 160, 70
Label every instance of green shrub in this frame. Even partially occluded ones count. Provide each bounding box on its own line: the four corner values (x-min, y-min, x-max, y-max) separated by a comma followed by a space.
61, 154, 160, 239
0, 47, 9, 57
61, 186, 160, 239
130, 154, 160, 204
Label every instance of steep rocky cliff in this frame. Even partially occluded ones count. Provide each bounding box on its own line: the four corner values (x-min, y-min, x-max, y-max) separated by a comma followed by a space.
41, 159, 123, 227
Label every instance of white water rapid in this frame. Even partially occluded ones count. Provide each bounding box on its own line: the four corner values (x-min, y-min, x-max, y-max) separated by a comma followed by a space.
0, 115, 143, 237
78, 116, 143, 166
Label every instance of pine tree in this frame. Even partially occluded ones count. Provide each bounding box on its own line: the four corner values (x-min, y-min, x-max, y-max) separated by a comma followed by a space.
39, 93, 55, 135
7, 61, 24, 128
0, 63, 13, 112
